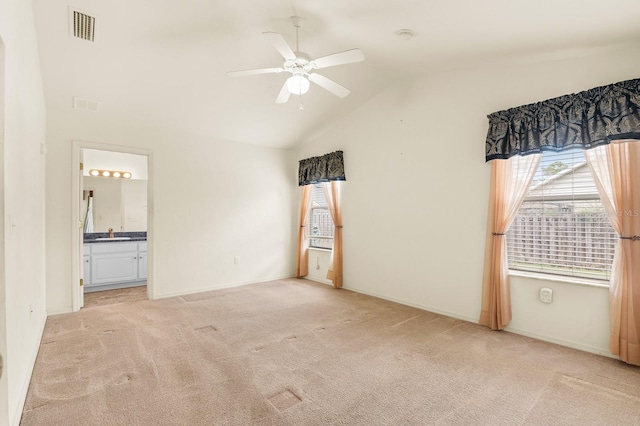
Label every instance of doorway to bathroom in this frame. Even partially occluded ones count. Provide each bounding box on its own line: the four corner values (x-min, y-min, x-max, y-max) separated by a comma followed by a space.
71, 142, 153, 311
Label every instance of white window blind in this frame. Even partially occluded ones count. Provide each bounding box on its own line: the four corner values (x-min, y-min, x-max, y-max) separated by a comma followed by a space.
307, 184, 334, 249
507, 149, 618, 281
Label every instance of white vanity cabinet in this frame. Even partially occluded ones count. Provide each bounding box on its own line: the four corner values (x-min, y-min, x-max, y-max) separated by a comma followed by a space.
91, 242, 139, 285
138, 242, 148, 279
84, 241, 147, 292
83, 245, 91, 287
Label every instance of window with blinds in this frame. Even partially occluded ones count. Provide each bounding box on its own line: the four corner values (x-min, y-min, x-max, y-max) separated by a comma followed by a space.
507, 149, 618, 281
307, 184, 334, 249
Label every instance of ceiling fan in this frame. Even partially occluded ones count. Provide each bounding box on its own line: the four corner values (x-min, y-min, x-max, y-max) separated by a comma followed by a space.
227, 16, 365, 104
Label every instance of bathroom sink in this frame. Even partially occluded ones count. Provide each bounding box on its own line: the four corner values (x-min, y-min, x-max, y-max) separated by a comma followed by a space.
95, 237, 131, 241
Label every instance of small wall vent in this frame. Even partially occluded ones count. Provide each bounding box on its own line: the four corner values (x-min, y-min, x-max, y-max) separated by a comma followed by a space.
69, 8, 95, 42
73, 97, 100, 112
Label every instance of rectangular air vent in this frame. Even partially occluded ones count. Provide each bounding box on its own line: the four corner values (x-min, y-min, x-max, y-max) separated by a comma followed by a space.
69, 8, 95, 42
73, 97, 100, 112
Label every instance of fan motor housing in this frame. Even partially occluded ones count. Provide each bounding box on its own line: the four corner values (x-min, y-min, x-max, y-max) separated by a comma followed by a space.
284, 52, 314, 73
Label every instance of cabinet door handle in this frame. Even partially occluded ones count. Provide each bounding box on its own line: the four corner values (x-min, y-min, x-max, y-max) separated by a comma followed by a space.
134, 256, 137, 260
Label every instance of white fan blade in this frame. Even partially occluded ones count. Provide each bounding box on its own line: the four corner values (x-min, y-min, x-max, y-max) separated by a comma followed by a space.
262, 32, 296, 60
311, 48, 364, 69
309, 73, 350, 98
227, 67, 283, 77
276, 81, 291, 104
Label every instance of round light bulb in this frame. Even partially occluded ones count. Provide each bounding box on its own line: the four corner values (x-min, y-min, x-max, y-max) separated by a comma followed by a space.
102, 171, 110, 177
286, 75, 310, 95
112, 172, 121, 178
90, 170, 99, 176
123, 172, 132, 179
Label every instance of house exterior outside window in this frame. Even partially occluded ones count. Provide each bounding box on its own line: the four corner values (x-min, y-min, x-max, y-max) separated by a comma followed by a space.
507, 149, 618, 281
307, 184, 334, 250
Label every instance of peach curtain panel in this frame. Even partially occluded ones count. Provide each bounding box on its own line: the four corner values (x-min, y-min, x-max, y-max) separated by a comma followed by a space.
584, 140, 640, 366
322, 181, 343, 288
295, 185, 313, 278
480, 154, 541, 330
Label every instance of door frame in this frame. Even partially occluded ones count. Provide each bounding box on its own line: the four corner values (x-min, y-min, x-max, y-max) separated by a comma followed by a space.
0, 36, 8, 418
71, 140, 153, 311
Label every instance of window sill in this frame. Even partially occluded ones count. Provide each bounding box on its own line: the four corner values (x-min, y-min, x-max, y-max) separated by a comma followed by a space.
508, 270, 609, 289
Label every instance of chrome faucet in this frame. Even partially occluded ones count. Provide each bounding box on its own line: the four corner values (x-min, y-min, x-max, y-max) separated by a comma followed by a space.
108, 228, 114, 238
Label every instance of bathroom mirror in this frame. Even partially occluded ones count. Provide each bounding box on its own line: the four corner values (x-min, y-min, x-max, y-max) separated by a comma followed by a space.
81, 176, 147, 232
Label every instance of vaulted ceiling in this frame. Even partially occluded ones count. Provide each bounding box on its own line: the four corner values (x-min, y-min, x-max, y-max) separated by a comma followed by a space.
32, 0, 640, 148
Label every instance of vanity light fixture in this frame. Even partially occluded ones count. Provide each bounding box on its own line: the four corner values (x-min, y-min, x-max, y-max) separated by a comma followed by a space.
88, 169, 132, 179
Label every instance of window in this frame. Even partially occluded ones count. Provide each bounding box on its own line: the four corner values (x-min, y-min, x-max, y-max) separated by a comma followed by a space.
507, 149, 618, 281
307, 184, 334, 249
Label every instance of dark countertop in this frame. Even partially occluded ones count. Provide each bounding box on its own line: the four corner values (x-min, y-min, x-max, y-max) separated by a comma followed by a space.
84, 232, 147, 243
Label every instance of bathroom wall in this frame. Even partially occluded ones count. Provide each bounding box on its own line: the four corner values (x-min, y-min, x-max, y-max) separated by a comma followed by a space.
121, 179, 147, 231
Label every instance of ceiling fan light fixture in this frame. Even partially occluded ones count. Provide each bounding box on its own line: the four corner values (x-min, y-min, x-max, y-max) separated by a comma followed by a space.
286, 75, 310, 95
227, 16, 364, 103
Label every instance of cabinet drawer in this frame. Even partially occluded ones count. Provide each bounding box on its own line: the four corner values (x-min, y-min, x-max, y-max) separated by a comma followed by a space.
138, 242, 147, 252
83, 245, 91, 255
91, 242, 138, 254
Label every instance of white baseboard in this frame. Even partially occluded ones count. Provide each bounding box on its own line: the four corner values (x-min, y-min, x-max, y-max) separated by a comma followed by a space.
503, 326, 616, 359
303, 278, 334, 287
12, 311, 48, 426
46, 307, 73, 316
305, 275, 333, 286
329, 282, 616, 360
153, 274, 295, 300
337, 283, 479, 324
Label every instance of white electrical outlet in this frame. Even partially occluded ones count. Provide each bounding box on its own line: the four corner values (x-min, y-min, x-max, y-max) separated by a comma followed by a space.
539, 287, 553, 304
234, 256, 240, 265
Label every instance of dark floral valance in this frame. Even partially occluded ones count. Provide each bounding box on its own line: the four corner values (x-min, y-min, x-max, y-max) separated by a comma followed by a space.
485, 77, 640, 162
298, 151, 345, 186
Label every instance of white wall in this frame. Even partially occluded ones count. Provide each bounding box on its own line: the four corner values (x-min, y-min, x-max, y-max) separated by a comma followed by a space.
306, 248, 333, 286
296, 44, 640, 356
508, 275, 610, 356
46, 110, 298, 312
0, 0, 48, 424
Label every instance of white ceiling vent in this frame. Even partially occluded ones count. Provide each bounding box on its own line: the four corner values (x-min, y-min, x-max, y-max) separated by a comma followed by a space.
69, 8, 95, 42
73, 97, 100, 112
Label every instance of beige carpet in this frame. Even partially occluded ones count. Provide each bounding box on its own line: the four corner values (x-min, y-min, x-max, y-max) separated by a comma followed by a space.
21, 279, 640, 425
